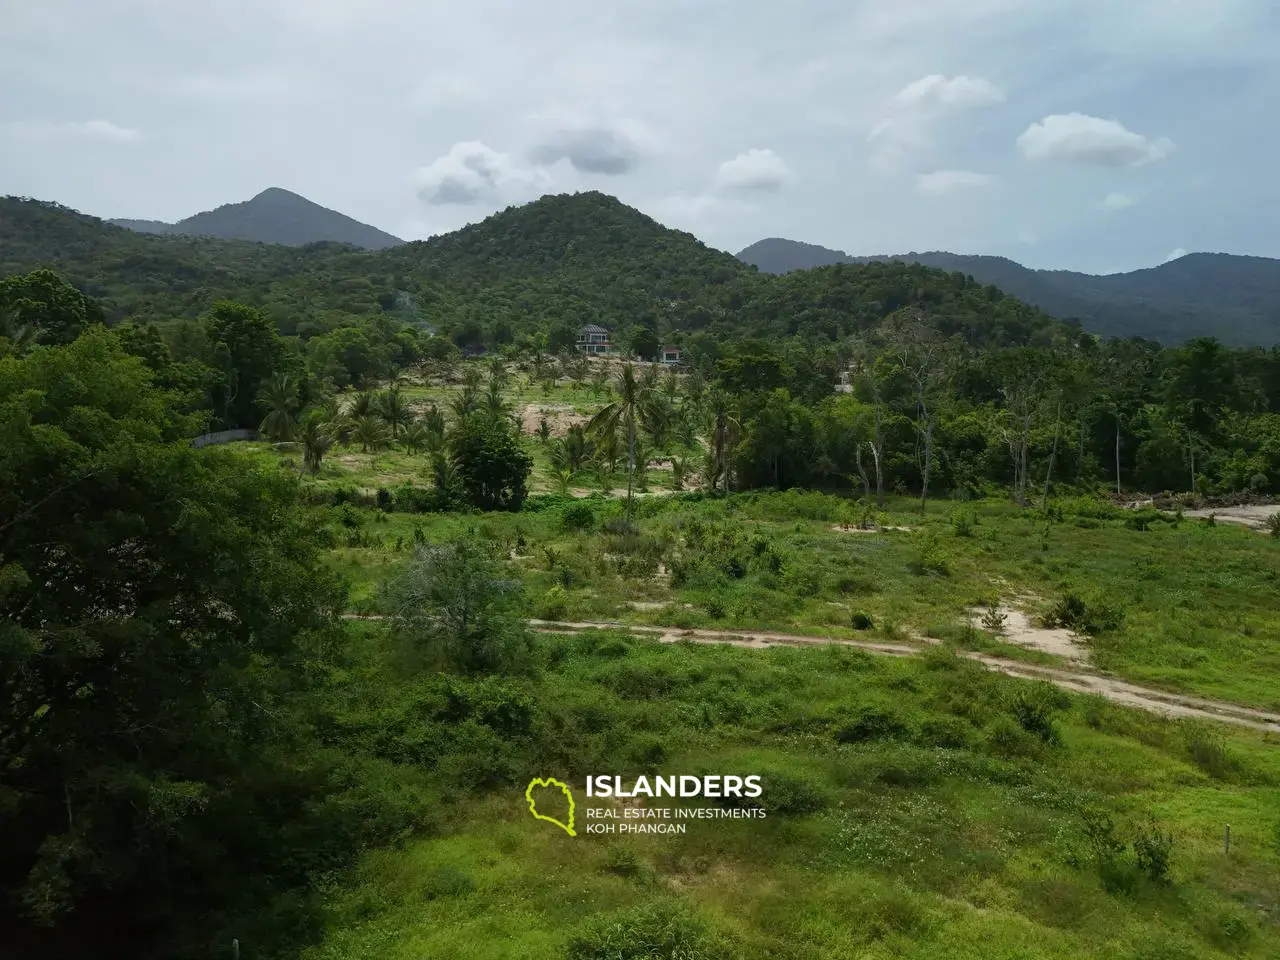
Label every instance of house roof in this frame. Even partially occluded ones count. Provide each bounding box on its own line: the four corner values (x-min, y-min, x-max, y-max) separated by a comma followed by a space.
661, 344, 682, 352
579, 323, 610, 335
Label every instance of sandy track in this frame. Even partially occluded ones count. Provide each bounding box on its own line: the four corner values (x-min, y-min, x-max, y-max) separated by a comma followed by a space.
527, 619, 1280, 734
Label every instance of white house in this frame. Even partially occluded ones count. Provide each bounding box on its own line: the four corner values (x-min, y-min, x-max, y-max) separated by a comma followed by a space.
576, 324, 613, 355
659, 344, 683, 365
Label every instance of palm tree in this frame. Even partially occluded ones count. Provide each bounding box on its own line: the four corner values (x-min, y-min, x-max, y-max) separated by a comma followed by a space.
448, 386, 479, 422
299, 411, 335, 474
258, 373, 300, 441
670, 455, 691, 491
421, 404, 447, 437
350, 389, 377, 420
587, 364, 655, 528
376, 387, 413, 438
430, 452, 459, 500
483, 379, 512, 423
352, 414, 391, 453
401, 420, 432, 454
461, 366, 483, 391
705, 388, 740, 494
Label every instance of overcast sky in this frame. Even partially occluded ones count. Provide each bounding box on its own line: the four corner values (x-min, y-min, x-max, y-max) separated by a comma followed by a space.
2, 0, 1277, 273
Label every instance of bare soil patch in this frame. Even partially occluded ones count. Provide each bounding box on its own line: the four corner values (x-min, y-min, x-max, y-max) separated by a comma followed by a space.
967, 606, 1090, 663
520, 403, 589, 437
1183, 504, 1279, 533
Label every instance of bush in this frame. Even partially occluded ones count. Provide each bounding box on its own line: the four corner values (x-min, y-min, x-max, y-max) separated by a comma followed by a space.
850, 612, 874, 631
1044, 592, 1124, 635
951, 508, 976, 538
1182, 722, 1241, 781
1010, 689, 1062, 745
1134, 822, 1175, 884
565, 900, 737, 960
834, 708, 907, 744
562, 502, 596, 532
375, 486, 393, 512
1267, 512, 1280, 538
536, 584, 569, 621
762, 772, 829, 815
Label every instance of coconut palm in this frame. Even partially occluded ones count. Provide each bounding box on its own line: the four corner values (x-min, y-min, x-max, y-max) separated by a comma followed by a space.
448, 386, 479, 421
587, 364, 657, 528
350, 389, 377, 420
352, 414, 392, 453
670, 455, 692, 491
704, 388, 740, 494
376, 387, 413, 438
299, 410, 335, 474
483, 379, 512, 423
258, 373, 300, 441
401, 420, 432, 454
421, 403, 447, 437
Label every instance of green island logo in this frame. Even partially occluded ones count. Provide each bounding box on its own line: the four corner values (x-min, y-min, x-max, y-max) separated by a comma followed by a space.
525, 777, 576, 836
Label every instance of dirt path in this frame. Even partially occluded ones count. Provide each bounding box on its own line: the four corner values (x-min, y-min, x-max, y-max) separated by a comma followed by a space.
1183, 504, 1279, 533
527, 619, 1280, 734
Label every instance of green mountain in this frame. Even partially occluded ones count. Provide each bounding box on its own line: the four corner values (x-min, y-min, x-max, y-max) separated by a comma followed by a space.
737, 238, 1280, 345
108, 187, 404, 250
1, 192, 1070, 349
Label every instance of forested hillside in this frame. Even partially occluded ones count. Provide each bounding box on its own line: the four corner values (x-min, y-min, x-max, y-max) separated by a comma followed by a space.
1, 192, 1068, 352
738, 238, 1280, 345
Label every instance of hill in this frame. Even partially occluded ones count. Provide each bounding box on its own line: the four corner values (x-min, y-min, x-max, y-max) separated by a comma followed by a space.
109, 187, 404, 250
0, 192, 1077, 349
738, 238, 1280, 345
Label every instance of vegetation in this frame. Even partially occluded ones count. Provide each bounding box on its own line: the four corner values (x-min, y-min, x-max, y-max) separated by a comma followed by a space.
2, 201, 1278, 959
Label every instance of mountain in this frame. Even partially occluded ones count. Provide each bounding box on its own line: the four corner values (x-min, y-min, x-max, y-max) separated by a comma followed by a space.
3, 191, 1064, 350
108, 188, 404, 250
737, 238, 1280, 345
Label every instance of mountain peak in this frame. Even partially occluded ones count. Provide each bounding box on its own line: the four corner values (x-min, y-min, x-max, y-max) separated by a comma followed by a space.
110, 188, 403, 250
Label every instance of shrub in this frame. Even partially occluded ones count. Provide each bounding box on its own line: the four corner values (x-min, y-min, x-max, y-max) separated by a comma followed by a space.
1182, 722, 1241, 781
762, 772, 829, 814
834, 708, 907, 744
951, 508, 976, 538
566, 900, 736, 960
1010, 690, 1062, 745
1267, 512, 1280, 538
850, 612, 874, 631
1044, 592, 1124, 635
705, 599, 725, 620
909, 533, 950, 577
1134, 822, 1175, 884
537, 584, 569, 621
375, 486, 393, 512
562, 502, 596, 532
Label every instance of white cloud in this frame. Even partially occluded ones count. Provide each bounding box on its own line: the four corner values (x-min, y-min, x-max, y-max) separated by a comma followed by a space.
1164, 247, 1187, 262
3, 119, 140, 142
713, 148, 790, 193
916, 169, 992, 194
1096, 192, 1134, 211
868, 74, 1004, 173
893, 74, 1005, 110
1017, 113, 1173, 167
411, 141, 546, 205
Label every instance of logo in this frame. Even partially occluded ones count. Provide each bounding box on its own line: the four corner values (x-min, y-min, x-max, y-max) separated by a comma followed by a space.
525, 777, 576, 836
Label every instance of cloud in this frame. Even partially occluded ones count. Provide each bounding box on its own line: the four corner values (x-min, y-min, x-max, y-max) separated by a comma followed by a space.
1096, 192, 1134, 211
1017, 113, 1173, 167
3, 119, 140, 142
1164, 247, 1187, 262
174, 69, 310, 104
713, 148, 790, 193
528, 124, 643, 175
411, 141, 545, 205
916, 169, 992, 194
868, 74, 1004, 173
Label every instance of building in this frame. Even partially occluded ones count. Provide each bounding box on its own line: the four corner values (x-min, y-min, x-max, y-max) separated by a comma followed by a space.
576, 324, 613, 355
659, 344, 683, 365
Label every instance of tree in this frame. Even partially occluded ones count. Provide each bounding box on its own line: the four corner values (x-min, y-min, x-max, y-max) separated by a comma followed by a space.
448, 416, 533, 511
704, 388, 740, 495
0, 269, 103, 347
385, 540, 530, 673
627, 325, 660, 362
258, 372, 300, 441
884, 313, 954, 515
375, 387, 412, 438
204, 301, 287, 430
299, 409, 335, 473
0, 328, 344, 953
352, 414, 391, 453
587, 364, 655, 527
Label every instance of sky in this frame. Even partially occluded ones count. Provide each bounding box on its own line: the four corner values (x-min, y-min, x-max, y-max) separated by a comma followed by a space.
2, 0, 1278, 274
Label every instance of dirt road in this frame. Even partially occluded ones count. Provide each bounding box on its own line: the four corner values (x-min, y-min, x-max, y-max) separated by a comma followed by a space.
528, 619, 1280, 735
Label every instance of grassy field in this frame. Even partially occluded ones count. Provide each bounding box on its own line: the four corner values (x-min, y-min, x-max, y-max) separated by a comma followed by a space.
221, 378, 1280, 959
296, 624, 1280, 960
